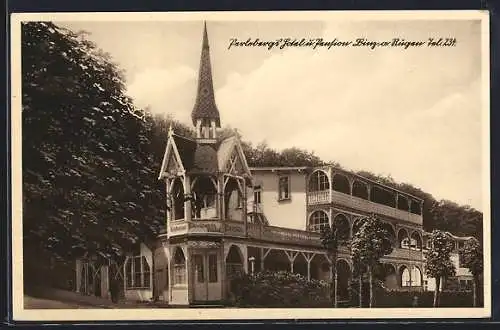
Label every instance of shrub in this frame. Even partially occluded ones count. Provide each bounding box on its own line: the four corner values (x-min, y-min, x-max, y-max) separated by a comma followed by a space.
374, 288, 480, 308
229, 271, 330, 308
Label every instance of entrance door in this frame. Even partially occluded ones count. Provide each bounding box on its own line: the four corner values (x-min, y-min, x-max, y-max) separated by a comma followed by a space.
193, 250, 222, 302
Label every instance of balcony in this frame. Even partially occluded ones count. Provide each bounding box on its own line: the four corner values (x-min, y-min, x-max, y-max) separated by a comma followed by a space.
247, 223, 323, 247
308, 190, 422, 225
166, 220, 423, 262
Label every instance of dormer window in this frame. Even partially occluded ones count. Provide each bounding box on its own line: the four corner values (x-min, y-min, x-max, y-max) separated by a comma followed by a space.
278, 176, 291, 201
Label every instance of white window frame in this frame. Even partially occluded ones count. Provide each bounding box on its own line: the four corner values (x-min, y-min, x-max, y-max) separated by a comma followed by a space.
278, 175, 291, 201
125, 255, 151, 290
253, 189, 261, 204
309, 210, 329, 233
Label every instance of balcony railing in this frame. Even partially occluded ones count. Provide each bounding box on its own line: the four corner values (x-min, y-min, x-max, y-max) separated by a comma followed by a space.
383, 247, 423, 261
167, 219, 424, 262
169, 218, 246, 237
307, 190, 329, 204
308, 190, 422, 225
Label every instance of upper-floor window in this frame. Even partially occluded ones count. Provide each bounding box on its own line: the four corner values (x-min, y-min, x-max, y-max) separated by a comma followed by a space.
309, 170, 330, 192
278, 176, 291, 201
254, 190, 261, 204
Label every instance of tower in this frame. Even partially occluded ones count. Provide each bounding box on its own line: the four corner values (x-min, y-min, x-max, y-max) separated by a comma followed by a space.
191, 22, 221, 143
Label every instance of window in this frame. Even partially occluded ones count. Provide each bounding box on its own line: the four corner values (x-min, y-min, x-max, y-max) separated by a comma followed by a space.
253, 190, 261, 204
194, 255, 204, 283
309, 210, 329, 232
309, 170, 329, 191
125, 256, 151, 289
208, 254, 218, 283
278, 176, 290, 201
173, 248, 187, 285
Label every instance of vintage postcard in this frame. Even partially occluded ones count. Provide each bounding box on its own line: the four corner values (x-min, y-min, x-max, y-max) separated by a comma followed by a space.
10, 10, 490, 321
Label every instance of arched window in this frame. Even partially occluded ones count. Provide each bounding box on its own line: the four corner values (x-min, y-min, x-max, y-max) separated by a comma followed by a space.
410, 232, 422, 250
412, 267, 422, 286
309, 210, 330, 233
381, 222, 396, 245
192, 176, 218, 219
352, 180, 369, 199
309, 170, 329, 192
226, 245, 244, 277
401, 266, 422, 287
171, 178, 185, 220
332, 174, 350, 194
401, 267, 411, 287
333, 214, 350, 240
398, 229, 410, 249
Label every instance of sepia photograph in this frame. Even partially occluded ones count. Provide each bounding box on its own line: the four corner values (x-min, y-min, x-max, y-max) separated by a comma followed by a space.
10, 11, 490, 321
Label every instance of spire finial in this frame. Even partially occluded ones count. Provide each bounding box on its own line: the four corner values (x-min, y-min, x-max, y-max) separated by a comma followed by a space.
203, 21, 209, 49
191, 20, 221, 128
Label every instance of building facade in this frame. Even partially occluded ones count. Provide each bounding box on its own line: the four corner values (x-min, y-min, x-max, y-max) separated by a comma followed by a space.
74, 23, 475, 306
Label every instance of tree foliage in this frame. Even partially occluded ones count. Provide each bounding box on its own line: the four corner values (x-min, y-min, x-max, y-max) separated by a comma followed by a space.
351, 216, 394, 267
424, 230, 457, 279
459, 238, 483, 277
424, 230, 456, 307
21, 22, 187, 262
350, 216, 393, 307
459, 237, 483, 307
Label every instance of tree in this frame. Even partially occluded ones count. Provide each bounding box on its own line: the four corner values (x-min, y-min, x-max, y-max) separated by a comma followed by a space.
459, 238, 483, 307
351, 216, 393, 307
320, 225, 339, 307
424, 230, 456, 307
22, 21, 162, 267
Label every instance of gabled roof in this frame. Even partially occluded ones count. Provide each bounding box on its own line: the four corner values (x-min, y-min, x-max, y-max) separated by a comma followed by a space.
192, 144, 219, 173
159, 131, 253, 178
172, 134, 197, 170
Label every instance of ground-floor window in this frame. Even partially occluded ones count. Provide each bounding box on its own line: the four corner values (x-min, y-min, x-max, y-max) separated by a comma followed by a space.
173, 248, 187, 285
125, 256, 151, 289
460, 279, 473, 290
401, 267, 422, 287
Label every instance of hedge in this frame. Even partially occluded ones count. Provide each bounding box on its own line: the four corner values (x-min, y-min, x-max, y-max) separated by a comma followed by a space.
229, 272, 481, 308
229, 271, 331, 308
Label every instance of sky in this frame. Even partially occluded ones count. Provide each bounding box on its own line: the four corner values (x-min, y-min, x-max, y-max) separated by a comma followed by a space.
58, 18, 485, 211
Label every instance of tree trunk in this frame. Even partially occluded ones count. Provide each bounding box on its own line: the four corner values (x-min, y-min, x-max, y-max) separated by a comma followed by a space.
333, 258, 338, 308
473, 276, 477, 307
368, 265, 373, 308
433, 277, 440, 307
359, 275, 363, 308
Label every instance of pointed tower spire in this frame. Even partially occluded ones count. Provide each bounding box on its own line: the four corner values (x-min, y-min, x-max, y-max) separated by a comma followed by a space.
192, 21, 221, 142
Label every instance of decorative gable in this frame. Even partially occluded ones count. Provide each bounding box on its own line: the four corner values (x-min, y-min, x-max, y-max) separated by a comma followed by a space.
226, 148, 245, 175
220, 137, 251, 178
158, 135, 187, 180
165, 151, 181, 176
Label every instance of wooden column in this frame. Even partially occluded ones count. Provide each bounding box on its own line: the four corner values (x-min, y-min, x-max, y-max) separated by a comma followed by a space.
284, 251, 298, 273
101, 265, 110, 299
75, 259, 82, 293
184, 175, 192, 222
261, 248, 271, 271
302, 253, 315, 281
